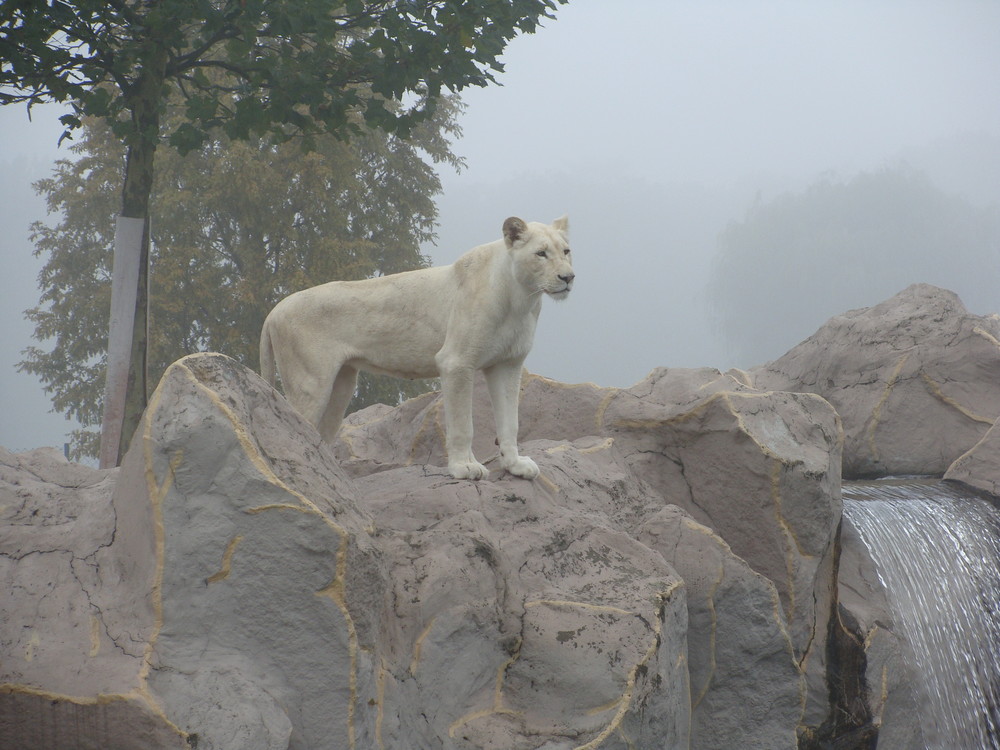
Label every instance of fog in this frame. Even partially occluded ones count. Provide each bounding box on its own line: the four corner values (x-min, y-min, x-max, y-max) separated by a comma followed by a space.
2, 0, 999, 452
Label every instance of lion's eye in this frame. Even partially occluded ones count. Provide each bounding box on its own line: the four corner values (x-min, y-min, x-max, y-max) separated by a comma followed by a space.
536, 250, 548, 258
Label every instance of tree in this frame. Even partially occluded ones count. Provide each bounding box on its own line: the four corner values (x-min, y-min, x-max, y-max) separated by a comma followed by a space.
1, 0, 566, 466
21, 92, 462, 460
709, 166, 1000, 366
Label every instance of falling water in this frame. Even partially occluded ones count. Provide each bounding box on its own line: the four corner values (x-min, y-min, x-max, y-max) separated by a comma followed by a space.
843, 479, 1000, 749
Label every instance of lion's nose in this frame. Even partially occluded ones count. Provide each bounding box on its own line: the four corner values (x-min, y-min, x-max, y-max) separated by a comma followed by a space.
559, 272, 575, 284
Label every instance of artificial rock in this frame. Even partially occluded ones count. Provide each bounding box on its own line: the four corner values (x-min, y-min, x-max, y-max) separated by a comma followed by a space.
945, 414, 1000, 496
9, 283, 998, 749
2, 355, 695, 749
754, 283, 1000, 478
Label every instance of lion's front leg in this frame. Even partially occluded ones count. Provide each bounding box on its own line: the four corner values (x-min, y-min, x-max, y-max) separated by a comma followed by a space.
485, 361, 539, 480
439, 364, 489, 480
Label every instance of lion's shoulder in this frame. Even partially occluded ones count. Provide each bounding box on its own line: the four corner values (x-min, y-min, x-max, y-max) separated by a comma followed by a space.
453, 243, 497, 280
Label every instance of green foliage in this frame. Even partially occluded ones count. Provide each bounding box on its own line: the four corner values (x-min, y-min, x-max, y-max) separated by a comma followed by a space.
20, 95, 463, 459
709, 166, 1000, 366
1, 0, 566, 152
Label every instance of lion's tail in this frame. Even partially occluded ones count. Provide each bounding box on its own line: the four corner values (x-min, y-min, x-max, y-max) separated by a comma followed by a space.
260, 316, 277, 387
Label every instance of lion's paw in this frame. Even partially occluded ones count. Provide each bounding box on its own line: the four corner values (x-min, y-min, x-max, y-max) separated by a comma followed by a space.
449, 460, 490, 481
504, 456, 539, 480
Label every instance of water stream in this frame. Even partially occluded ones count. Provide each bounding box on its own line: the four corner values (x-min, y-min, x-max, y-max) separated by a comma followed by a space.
843, 479, 1000, 749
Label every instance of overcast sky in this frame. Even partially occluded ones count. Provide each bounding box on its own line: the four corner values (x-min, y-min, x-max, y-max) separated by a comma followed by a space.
2, 0, 999, 454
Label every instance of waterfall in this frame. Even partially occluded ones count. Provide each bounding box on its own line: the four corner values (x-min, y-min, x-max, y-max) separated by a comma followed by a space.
843, 479, 1000, 750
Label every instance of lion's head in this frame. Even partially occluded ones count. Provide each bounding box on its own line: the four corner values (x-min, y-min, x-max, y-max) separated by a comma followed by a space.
503, 215, 575, 300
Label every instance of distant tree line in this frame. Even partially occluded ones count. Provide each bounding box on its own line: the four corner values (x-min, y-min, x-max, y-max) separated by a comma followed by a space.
709, 165, 1000, 366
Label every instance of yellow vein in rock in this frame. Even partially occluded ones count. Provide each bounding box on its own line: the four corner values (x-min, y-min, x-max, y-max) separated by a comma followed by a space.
595, 388, 621, 430
920, 372, 995, 424
770, 459, 798, 625
134, 367, 189, 739
973, 325, 1000, 349
690, 562, 723, 711
447, 640, 522, 738
206, 535, 243, 584
544, 437, 614, 455
410, 618, 436, 676
574, 582, 683, 750
536, 472, 561, 495
867, 352, 910, 462
174, 359, 360, 748
580, 437, 615, 454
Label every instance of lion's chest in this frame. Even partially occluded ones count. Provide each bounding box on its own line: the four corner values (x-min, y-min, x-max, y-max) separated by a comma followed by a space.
474, 305, 540, 369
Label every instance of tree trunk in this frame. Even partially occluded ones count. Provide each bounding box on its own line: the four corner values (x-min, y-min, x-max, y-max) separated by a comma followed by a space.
98, 40, 167, 468
98, 217, 146, 468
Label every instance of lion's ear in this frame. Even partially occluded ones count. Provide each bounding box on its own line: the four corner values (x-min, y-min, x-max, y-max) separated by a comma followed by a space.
503, 217, 528, 247
552, 215, 569, 234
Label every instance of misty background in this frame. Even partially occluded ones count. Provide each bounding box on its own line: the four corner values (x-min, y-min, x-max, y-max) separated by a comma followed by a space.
2, 0, 999, 453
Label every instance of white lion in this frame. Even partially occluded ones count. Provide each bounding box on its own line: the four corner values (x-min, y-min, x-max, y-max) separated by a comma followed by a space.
260, 216, 574, 480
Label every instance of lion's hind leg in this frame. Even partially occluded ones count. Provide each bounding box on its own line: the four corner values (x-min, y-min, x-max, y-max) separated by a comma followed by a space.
318, 364, 358, 442
273, 344, 342, 439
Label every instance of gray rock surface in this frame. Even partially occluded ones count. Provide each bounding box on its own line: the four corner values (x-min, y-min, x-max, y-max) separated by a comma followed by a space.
0, 447, 188, 750
754, 284, 1000, 478
944, 415, 1000, 496
357, 449, 690, 750
3, 353, 386, 750
636, 506, 804, 750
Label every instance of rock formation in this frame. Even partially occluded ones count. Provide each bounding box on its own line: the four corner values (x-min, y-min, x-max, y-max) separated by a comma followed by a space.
754, 283, 1000, 477
3, 284, 1000, 749
944, 416, 1000, 496
2, 354, 839, 749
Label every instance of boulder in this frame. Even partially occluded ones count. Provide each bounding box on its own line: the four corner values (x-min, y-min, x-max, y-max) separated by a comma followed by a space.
339, 365, 842, 659
333, 372, 620, 476
583, 368, 843, 730
636, 506, 804, 750
601, 370, 843, 664
0, 448, 188, 749
1, 356, 692, 749
1, 354, 386, 750
753, 284, 1000, 477
337, 365, 843, 734
10, 285, 1000, 748
357, 444, 690, 749
135, 353, 387, 749
944, 415, 1000, 496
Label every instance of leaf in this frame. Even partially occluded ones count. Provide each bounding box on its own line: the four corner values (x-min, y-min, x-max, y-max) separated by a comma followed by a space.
168, 122, 209, 155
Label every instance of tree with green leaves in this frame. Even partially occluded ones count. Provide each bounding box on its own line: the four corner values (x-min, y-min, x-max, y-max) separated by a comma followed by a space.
21, 92, 463, 460
1, 0, 566, 466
